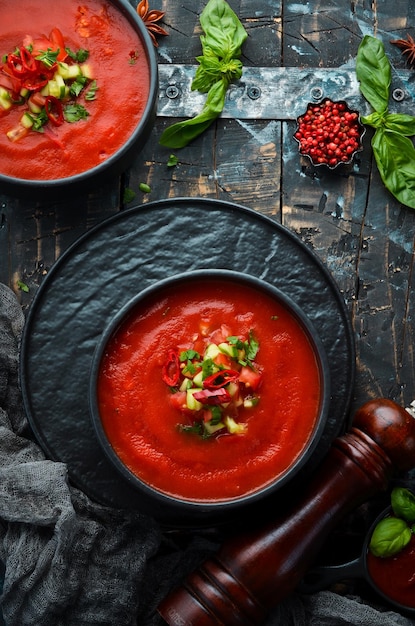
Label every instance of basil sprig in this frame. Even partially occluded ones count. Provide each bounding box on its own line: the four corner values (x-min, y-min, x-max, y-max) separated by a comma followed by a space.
356, 35, 415, 209
159, 0, 247, 148
369, 487, 415, 558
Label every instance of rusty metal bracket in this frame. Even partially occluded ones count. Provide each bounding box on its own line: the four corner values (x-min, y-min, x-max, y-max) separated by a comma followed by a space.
157, 65, 415, 119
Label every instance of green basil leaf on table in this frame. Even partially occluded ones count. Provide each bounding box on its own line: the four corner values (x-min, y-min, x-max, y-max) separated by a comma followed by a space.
391, 487, 415, 523
371, 128, 415, 209
159, 79, 228, 149
383, 113, 415, 136
356, 35, 415, 209
356, 35, 391, 113
159, 0, 247, 149
200, 0, 247, 59
369, 516, 412, 558
362, 112, 415, 137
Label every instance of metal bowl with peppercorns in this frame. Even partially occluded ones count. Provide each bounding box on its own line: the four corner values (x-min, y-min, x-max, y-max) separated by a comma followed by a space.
294, 99, 365, 170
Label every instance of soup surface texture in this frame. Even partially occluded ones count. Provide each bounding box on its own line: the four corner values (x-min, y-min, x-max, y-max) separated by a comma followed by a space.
0, 0, 150, 180
97, 279, 323, 501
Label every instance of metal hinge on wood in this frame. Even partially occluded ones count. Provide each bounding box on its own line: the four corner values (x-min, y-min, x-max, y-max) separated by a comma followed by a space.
157, 65, 415, 120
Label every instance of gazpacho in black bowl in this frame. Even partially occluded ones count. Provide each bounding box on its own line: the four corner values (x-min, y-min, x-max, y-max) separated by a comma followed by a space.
0, 0, 158, 197
89, 269, 331, 526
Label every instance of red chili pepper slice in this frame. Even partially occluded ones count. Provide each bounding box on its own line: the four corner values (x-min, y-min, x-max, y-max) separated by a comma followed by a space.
203, 369, 240, 390
193, 388, 231, 405
162, 349, 180, 387
23, 73, 49, 91
7, 53, 26, 77
45, 96, 64, 126
20, 47, 37, 74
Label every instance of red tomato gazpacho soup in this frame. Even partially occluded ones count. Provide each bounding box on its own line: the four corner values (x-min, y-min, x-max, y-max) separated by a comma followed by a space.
0, 0, 150, 180
97, 277, 323, 502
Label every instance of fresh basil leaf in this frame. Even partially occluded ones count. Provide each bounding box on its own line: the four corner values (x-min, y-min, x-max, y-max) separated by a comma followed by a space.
356, 35, 391, 113
361, 111, 384, 129
369, 516, 412, 557
384, 113, 415, 136
200, 0, 247, 60
160, 0, 247, 149
391, 487, 415, 523
159, 79, 227, 148
192, 52, 222, 92
372, 127, 415, 209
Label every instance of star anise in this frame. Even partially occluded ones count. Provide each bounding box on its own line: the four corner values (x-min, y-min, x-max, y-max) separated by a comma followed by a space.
391, 34, 415, 66
137, 0, 168, 48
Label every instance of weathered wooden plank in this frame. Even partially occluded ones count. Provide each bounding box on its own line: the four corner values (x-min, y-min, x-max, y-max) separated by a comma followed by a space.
352, 170, 415, 410
0, 181, 121, 306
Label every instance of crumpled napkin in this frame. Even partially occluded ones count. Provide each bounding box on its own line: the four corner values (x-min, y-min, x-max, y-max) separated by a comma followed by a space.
0, 282, 414, 626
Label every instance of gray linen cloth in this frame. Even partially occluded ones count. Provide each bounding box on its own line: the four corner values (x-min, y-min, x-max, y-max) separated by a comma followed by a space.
0, 282, 414, 626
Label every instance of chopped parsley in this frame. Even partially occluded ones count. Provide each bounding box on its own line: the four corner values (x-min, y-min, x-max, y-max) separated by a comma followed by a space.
64, 104, 90, 123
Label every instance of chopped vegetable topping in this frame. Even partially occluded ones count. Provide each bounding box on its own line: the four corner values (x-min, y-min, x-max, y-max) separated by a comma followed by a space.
0, 28, 96, 141
161, 326, 262, 439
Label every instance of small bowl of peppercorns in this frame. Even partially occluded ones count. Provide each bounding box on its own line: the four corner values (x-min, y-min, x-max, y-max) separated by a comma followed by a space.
294, 99, 365, 169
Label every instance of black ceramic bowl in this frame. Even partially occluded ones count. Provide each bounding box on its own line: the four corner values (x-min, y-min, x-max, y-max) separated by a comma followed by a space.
301, 505, 415, 617
0, 0, 158, 198
89, 269, 331, 526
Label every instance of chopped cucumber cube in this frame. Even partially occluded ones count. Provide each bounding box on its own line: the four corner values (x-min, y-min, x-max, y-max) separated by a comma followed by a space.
0, 87, 11, 110
58, 62, 81, 80
20, 112, 34, 128
186, 389, 202, 411
224, 416, 247, 434
80, 63, 93, 79
205, 343, 220, 359
192, 371, 204, 387
218, 342, 238, 358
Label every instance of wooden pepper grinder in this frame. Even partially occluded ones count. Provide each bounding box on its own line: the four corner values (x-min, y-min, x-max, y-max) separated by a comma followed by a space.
158, 398, 415, 626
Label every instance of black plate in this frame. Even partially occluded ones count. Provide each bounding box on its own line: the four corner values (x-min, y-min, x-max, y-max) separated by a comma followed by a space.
20, 198, 355, 513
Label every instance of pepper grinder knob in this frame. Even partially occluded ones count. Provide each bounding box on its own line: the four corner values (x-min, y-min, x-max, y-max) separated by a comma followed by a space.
157, 398, 415, 626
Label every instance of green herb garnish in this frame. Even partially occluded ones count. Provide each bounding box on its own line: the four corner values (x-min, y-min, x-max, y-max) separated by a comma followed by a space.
167, 153, 179, 167
85, 80, 98, 101
17, 280, 29, 292
369, 487, 415, 558
35, 48, 60, 68
65, 47, 89, 63
159, 0, 247, 148
356, 35, 415, 209
123, 187, 136, 204
63, 103, 90, 123
180, 349, 201, 361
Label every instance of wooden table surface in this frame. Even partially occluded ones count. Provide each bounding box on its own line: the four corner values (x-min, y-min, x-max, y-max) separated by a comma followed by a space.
2, 0, 415, 617
2, 0, 415, 419
2, 0, 415, 420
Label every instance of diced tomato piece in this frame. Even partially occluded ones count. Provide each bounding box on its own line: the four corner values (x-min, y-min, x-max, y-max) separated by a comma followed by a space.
29, 92, 46, 107
202, 409, 213, 423
238, 366, 262, 391
169, 391, 187, 411
213, 352, 233, 368
208, 324, 233, 344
